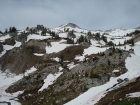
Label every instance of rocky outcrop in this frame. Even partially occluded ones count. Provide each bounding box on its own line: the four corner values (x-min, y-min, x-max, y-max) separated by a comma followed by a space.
0, 46, 41, 74
3, 38, 15, 45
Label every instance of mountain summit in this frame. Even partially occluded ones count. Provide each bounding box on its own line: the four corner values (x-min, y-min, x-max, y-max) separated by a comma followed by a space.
59, 22, 80, 29
65, 23, 80, 28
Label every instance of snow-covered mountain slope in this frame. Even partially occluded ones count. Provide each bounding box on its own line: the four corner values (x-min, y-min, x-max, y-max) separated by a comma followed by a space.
65, 44, 140, 105
0, 23, 140, 105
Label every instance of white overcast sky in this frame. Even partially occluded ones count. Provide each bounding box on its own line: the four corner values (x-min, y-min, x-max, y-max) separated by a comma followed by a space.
0, 0, 140, 31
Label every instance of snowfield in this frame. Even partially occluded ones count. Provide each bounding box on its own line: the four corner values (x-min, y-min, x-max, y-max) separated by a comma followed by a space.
84, 46, 107, 56
45, 41, 71, 54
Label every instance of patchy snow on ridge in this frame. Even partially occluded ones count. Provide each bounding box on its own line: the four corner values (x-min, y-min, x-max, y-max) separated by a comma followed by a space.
38, 72, 63, 92
65, 44, 140, 105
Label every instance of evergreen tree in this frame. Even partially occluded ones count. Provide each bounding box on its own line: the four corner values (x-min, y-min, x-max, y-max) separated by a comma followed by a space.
85, 72, 88, 77
88, 40, 91, 45
108, 60, 111, 65
90, 71, 94, 78
119, 41, 121, 46
95, 33, 100, 40
85, 36, 88, 42
5, 28, 8, 33
78, 35, 84, 43
112, 45, 115, 52
132, 40, 134, 46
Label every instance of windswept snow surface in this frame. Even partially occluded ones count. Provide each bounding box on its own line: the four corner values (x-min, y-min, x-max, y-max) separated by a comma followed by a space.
0, 66, 37, 105
38, 72, 63, 92
126, 92, 140, 98
27, 34, 51, 41
65, 44, 140, 105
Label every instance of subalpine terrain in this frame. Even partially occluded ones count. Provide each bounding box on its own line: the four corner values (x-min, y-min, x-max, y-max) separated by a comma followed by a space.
0, 23, 140, 105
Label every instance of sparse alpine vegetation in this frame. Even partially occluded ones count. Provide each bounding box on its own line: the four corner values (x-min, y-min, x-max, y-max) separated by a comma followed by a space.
0, 23, 140, 105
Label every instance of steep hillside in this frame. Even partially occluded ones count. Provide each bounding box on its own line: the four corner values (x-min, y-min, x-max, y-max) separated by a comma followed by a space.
0, 23, 140, 105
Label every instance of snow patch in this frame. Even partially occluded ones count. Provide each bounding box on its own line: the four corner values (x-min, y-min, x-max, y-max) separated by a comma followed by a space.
45, 41, 71, 54
38, 72, 63, 92
0, 34, 11, 42
113, 70, 119, 73
126, 92, 140, 98
33, 53, 44, 56
0, 41, 21, 57
24, 66, 37, 76
27, 34, 51, 41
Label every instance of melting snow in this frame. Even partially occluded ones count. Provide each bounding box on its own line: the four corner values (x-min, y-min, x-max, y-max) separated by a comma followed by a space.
38, 72, 63, 92
65, 43, 140, 105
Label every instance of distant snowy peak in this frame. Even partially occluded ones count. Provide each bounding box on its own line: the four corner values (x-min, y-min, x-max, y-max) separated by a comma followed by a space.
59, 23, 80, 29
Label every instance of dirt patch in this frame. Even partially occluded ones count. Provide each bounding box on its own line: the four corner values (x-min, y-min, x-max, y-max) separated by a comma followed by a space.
0, 46, 42, 74
59, 45, 86, 61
